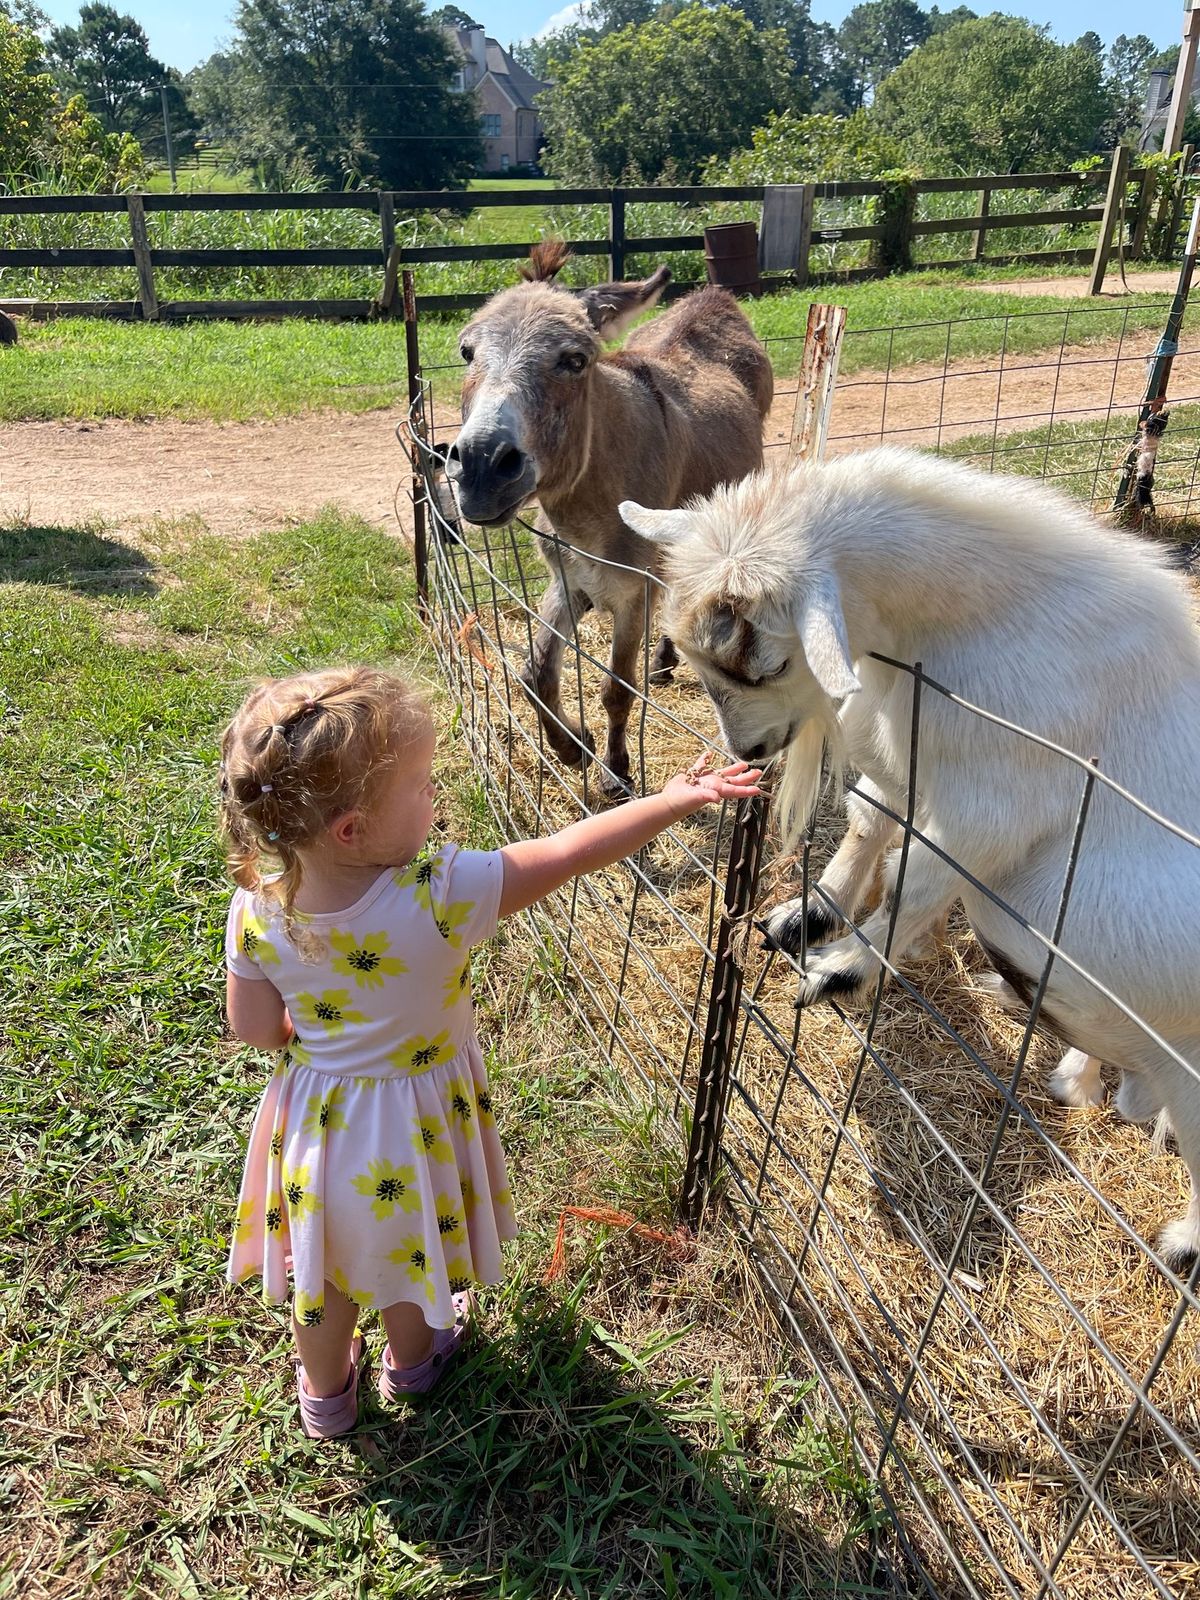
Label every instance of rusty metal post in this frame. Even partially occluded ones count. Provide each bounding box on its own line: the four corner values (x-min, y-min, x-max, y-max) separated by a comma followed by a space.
1112, 195, 1200, 514
680, 789, 770, 1231
402, 270, 429, 618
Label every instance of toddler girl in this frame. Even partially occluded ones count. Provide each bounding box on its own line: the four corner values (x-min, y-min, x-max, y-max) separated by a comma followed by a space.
219, 664, 759, 1438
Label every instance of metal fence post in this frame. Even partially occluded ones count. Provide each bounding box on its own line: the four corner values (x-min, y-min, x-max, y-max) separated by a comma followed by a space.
680, 790, 770, 1231
402, 269, 429, 618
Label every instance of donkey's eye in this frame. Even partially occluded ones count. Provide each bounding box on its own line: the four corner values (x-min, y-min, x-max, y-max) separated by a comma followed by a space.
559, 351, 587, 374
460, 344, 475, 363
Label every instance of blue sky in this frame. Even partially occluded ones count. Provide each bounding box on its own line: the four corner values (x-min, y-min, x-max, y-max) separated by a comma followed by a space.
34, 0, 1179, 73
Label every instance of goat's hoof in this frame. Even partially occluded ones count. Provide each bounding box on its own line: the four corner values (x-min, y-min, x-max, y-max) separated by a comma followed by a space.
762, 897, 842, 956
1157, 1218, 1200, 1277
792, 937, 878, 1009
1048, 1050, 1106, 1109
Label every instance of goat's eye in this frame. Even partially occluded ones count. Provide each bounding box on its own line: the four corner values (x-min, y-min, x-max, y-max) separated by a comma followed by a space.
460, 344, 475, 364
768, 659, 790, 679
559, 351, 587, 374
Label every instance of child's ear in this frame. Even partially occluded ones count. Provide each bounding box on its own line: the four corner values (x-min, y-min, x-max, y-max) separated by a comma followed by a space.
330, 810, 364, 848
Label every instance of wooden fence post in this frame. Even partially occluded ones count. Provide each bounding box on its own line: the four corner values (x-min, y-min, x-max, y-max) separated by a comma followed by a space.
610, 188, 625, 282
126, 194, 158, 322
1088, 145, 1132, 295
1129, 168, 1156, 260
971, 184, 991, 262
1164, 145, 1196, 261
790, 301, 846, 460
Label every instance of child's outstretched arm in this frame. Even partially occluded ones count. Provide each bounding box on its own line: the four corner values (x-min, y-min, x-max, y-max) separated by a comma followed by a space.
498, 757, 761, 918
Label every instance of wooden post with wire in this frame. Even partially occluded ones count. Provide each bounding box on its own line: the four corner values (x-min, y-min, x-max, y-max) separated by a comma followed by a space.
681, 305, 845, 1231
402, 270, 429, 618
1089, 145, 1132, 296
1112, 195, 1200, 518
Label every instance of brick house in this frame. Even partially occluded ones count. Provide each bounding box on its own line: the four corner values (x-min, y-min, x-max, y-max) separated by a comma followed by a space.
447, 26, 549, 174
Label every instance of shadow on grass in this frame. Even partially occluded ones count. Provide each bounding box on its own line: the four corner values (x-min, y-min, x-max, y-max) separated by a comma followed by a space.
352, 1285, 907, 1599
0, 524, 157, 595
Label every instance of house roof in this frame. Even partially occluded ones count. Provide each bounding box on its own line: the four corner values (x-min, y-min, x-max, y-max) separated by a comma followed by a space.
483, 42, 547, 111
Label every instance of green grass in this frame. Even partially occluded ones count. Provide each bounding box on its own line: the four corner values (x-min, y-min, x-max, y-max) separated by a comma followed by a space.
143, 166, 260, 195
0, 274, 1183, 423
0, 509, 888, 1598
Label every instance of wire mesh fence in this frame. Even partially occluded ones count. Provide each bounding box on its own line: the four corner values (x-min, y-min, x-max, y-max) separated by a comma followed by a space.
401, 280, 1200, 1598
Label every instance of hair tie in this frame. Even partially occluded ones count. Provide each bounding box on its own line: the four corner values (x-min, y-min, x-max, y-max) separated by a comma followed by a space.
260, 783, 274, 793
267, 830, 280, 841
270, 723, 285, 735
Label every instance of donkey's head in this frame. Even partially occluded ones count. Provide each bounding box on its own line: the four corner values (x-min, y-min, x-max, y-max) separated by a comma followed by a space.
446, 241, 670, 526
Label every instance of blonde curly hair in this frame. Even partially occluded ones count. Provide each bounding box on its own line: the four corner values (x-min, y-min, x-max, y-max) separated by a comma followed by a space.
219, 665, 432, 950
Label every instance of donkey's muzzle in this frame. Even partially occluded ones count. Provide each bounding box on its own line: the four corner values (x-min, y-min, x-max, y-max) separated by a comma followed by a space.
445, 433, 537, 527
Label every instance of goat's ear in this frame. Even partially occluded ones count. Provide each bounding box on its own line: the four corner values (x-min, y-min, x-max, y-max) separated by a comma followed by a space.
795, 573, 860, 699
579, 265, 670, 339
619, 500, 692, 544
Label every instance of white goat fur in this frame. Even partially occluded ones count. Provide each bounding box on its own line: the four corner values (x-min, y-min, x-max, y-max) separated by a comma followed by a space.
620, 447, 1200, 1270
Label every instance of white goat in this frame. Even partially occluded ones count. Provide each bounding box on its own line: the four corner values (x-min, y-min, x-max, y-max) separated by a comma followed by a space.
621, 447, 1200, 1271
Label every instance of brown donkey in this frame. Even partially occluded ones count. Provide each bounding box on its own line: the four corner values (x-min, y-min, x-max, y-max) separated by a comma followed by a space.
446, 241, 772, 796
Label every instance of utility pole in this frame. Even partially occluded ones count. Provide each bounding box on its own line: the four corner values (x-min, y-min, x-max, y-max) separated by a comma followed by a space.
160, 84, 177, 189
1163, 0, 1200, 158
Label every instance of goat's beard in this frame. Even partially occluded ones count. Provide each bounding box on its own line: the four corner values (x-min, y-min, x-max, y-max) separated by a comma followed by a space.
776, 706, 845, 853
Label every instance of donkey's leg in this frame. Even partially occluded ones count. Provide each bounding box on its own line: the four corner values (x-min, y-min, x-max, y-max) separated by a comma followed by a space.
765, 777, 900, 956
598, 600, 648, 800
649, 636, 679, 686
519, 573, 595, 767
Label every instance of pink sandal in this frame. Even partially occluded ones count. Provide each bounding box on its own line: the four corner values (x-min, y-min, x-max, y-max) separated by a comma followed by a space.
295, 1333, 365, 1439
379, 1292, 474, 1401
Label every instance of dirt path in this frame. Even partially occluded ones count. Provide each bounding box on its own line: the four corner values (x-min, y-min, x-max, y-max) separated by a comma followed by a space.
1, 317, 1194, 538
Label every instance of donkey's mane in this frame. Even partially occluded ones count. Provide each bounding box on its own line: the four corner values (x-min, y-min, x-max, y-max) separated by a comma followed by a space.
520, 238, 572, 282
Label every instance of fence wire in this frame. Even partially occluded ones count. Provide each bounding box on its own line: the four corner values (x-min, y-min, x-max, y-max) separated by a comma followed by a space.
402, 295, 1200, 1598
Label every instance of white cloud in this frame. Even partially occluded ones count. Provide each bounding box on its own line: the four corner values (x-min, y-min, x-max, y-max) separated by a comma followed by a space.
532, 2, 589, 39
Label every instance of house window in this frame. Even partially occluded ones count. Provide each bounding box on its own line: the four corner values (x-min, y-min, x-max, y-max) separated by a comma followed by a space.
501, 153, 510, 171
481, 114, 501, 137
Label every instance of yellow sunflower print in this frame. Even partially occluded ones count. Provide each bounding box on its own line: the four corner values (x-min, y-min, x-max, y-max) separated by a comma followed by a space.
282, 1161, 323, 1222
445, 1258, 475, 1295
395, 851, 445, 909
476, 1086, 496, 1128
351, 1158, 422, 1222
411, 1114, 454, 1164
329, 929, 407, 990
233, 1198, 254, 1244
293, 990, 368, 1036
301, 1084, 348, 1137
389, 1031, 457, 1074
434, 1193, 465, 1244
332, 1268, 375, 1308
432, 901, 474, 949
294, 1289, 325, 1327
285, 1033, 311, 1068
387, 1236, 437, 1303
442, 960, 470, 1009
445, 1076, 477, 1141
240, 907, 280, 967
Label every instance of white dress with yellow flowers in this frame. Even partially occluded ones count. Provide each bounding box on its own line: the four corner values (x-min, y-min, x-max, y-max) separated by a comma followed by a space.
225, 844, 516, 1329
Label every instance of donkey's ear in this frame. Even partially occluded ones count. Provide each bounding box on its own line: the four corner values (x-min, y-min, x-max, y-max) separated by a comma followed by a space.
794, 572, 860, 699
579, 265, 671, 339
619, 500, 692, 543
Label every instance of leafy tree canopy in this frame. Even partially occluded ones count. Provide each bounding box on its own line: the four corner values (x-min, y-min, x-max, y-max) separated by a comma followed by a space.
539, 3, 794, 183
836, 0, 929, 109
224, 0, 481, 189
872, 14, 1111, 173
705, 107, 904, 181
46, 3, 188, 156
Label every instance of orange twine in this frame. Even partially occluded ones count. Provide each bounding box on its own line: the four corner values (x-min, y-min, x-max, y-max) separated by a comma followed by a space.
543, 1205, 697, 1283
457, 612, 494, 672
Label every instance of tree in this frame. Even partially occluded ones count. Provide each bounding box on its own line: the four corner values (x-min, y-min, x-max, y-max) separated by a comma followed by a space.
1104, 33, 1163, 142
46, 3, 187, 155
872, 16, 1111, 173
539, 4, 794, 183
225, 0, 481, 188
428, 5, 481, 27
705, 108, 903, 182
835, 0, 929, 109
1, 11, 55, 179
926, 6, 974, 34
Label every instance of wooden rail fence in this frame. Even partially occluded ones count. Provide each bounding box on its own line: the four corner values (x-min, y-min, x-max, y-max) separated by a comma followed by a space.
0, 148, 1174, 323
